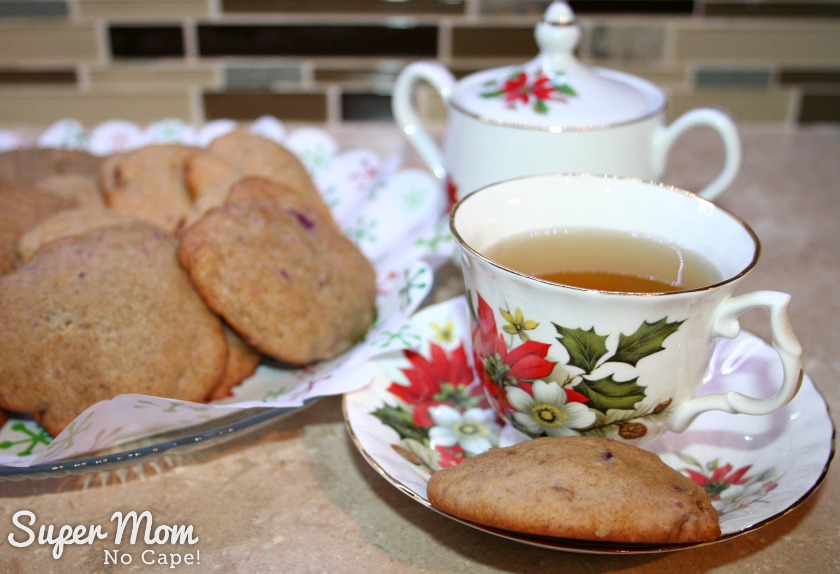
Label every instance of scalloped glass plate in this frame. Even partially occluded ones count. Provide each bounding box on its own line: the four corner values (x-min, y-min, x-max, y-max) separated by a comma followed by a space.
343, 296, 835, 554
0, 117, 454, 480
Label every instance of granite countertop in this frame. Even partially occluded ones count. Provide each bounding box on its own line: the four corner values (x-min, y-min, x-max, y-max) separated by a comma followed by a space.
0, 123, 837, 573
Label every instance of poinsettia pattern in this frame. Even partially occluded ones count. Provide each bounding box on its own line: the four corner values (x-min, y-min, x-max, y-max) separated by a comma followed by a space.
468, 291, 682, 441
679, 454, 782, 517
371, 341, 501, 472
480, 69, 577, 114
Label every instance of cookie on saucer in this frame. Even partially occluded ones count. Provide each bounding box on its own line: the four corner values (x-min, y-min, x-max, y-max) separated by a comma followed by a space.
427, 436, 720, 545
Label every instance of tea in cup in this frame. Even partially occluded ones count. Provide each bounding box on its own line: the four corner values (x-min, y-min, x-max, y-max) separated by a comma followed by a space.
450, 173, 803, 444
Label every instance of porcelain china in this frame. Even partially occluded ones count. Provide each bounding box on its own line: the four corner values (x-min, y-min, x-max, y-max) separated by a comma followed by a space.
392, 2, 742, 203
450, 173, 803, 444
343, 296, 835, 554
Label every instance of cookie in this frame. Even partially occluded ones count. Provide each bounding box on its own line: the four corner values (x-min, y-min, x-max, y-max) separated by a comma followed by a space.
16, 205, 140, 263
0, 222, 227, 436
206, 130, 331, 219
182, 149, 242, 226
208, 326, 263, 401
426, 436, 720, 544
32, 173, 104, 208
0, 148, 103, 188
178, 176, 376, 365
100, 144, 198, 233
0, 186, 78, 276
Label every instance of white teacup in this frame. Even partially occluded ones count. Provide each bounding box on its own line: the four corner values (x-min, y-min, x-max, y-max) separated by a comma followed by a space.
450, 173, 803, 445
393, 2, 742, 202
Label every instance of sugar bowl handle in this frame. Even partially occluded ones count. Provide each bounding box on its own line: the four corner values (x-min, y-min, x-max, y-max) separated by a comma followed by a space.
391, 61, 455, 182
653, 107, 743, 202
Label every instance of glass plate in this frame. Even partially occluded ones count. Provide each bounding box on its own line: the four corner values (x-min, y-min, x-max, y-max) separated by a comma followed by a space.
343, 296, 836, 554
0, 406, 299, 482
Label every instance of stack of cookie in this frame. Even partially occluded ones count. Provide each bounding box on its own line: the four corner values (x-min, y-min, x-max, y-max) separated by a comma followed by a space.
0, 131, 377, 436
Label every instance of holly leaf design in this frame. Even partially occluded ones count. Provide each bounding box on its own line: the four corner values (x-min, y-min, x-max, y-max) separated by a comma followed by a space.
573, 374, 646, 413
371, 404, 429, 443
611, 317, 685, 367
554, 324, 609, 372
554, 83, 577, 97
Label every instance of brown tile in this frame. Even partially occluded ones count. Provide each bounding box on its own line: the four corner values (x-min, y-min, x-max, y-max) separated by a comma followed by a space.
780, 68, 840, 87
451, 26, 536, 59
341, 91, 392, 122
0, 90, 194, 127
674, 24, 840, 66
109, 25, 185, 59
667, 89, 795, 123
203, 90, 328, 122
78, 0, 211, 18
89, 65, 217, 90
0, 23, 99, 64
479, 1, 693, 15
314, 63, 403, 86
702, 1, 840, 18
568, 1, 693, 14
589, 63, 687, 88
221, 0, 464, 15
198, 24, 437, 57
0, 69, 76, 86
798, 91, 840, 123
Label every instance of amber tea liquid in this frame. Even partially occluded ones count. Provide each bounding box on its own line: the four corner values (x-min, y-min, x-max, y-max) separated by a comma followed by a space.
485, 228, 721, 293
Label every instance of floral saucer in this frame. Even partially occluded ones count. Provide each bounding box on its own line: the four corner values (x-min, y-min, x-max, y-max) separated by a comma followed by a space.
343, 296, 835, 554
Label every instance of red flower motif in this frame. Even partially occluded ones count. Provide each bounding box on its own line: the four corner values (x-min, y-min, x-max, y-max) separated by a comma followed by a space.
387, 342, 478, 426
501, 72, 556, 105
445, 176, 458, 211
435, 444, 467, 469
470, 293, 558, 409
685, 463, 753, 500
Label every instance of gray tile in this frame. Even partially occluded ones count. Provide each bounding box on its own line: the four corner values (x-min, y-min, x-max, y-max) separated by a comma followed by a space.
0, 1, 67, 18
224, 65, 303, 89
694, 68, 772, 89
589, 24, 664, 62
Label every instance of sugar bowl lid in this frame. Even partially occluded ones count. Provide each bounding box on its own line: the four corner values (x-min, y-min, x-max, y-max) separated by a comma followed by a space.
450, 2, 665, 129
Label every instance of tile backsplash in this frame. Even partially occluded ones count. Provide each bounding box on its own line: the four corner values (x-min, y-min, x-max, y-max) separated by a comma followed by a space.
0, 0, 838, 128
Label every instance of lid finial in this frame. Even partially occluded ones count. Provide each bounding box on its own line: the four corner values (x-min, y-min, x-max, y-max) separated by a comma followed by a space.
536, 2, 581, 74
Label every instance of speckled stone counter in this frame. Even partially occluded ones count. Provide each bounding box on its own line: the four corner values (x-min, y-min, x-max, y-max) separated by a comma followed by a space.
0, 123, 837, 574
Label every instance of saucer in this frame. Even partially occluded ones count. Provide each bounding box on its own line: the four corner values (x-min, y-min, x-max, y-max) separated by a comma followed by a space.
343, 296, 835, 554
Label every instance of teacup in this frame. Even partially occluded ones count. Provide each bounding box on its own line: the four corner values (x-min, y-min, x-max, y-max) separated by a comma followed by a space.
450, 173, 803, 445
393, 2, 741, 203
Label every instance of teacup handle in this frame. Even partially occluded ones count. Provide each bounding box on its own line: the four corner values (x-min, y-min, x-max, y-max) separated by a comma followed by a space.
669, 291, 804, 432
391, 61, 455, 182
652, 108, 742, 202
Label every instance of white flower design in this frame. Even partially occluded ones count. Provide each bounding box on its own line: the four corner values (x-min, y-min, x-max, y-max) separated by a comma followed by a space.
506, 380, 596, 437
428, 406, 500, 455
